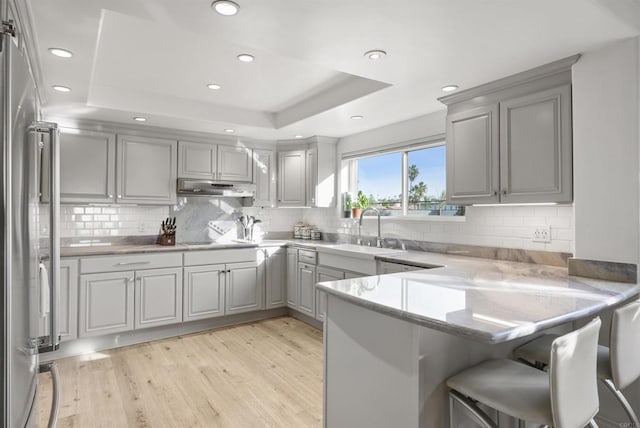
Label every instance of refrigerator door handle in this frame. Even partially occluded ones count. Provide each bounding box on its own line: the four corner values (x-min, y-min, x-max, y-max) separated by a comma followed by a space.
39, 362, 60, 428
32, 122, 60, 352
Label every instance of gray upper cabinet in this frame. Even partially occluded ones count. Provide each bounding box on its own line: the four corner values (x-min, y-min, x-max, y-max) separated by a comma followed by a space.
218, 145, 252, 182
306, 147, 318, 207
276, 137, 337, 208
499, 85, 572, 204
178, 140, 252, 182
253, 149, 276, 207
117, 135, 177, 205
440, 55, 577, 205
446, 105, 500, 205
278, 150, 306, 206
41, 128, 116, 203
178, 140, 217, 179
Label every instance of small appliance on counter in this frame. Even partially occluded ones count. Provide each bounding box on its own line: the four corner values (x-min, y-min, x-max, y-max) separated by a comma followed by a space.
158, 217, 176, 245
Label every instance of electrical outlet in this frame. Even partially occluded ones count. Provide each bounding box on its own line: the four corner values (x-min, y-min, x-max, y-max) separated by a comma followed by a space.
532, 225, 551, 243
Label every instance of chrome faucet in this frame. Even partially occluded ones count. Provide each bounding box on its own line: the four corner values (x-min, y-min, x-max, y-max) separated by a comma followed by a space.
359, 207, 383, 248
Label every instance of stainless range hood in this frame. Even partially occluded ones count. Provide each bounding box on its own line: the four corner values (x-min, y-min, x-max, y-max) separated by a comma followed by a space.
177, 178, 256, 197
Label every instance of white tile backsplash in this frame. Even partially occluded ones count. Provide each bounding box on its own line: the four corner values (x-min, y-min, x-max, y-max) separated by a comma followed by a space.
303, 205, 574, 253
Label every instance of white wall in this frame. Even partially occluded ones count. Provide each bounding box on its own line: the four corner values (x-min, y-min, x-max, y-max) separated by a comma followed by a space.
572, 37, 640, 264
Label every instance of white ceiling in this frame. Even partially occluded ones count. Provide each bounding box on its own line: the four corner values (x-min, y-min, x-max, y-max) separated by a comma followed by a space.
26, 0, 640, 141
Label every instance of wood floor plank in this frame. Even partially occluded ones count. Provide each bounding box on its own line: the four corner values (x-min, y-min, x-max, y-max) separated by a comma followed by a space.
38, 316, 323, 428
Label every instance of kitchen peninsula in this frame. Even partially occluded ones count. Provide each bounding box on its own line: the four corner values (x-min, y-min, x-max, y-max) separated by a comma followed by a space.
317, 252, 640, 428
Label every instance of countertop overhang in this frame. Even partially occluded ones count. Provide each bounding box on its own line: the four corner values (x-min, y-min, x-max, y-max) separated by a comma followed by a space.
316, 251, 640, 344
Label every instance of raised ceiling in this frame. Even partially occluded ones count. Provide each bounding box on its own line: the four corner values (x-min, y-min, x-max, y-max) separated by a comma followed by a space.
26, 0, 640, 140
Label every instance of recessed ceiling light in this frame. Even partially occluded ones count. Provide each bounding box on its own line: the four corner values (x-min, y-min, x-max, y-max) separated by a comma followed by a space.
350, 115, 364, 120
295, 135, 303, 139
207, 83, 222, 90
133, 117, 147, 122
211, 0, 239, 16
52, 85, 71, 93
364, 50, 386, 60
441, 85, 459, 92
224, 128, 235, 133
237, 54, 254, 63
48, 48, 73, 58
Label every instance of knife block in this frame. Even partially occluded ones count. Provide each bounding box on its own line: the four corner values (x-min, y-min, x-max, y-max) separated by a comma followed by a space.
157, 234, 176, 246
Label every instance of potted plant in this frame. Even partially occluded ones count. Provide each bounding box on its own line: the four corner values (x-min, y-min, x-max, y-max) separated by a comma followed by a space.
351, 190, 369, 219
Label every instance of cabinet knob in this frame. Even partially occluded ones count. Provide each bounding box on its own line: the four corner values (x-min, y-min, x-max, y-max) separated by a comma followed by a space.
502, 189, 507, 195
109, 194, 114, 198
118, 195, 122, 198
493, 190, 498, 196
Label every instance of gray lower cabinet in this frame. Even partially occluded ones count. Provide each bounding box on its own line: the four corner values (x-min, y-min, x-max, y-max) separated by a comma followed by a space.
79, 271, 135, 338
262, 247, 286, 309
39, 258, 79, 341
297, 262, 316, 317
116, 134, 177, 205
225, 262, 261, 314
286, 248, 299, 308
315, 266, 345, 322
135, 267, 183, 329
183, 264, 225, 321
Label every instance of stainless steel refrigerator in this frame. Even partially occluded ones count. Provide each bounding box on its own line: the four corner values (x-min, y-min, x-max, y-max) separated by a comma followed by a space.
1, 1, 61, 426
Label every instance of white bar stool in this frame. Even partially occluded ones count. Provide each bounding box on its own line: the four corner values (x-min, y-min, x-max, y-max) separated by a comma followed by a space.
447, 317, 601, 428
514, 299, 640, 427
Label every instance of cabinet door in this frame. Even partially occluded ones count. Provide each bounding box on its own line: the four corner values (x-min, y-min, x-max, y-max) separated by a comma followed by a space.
135, 268, 183, 329
278, 150, 306, 206
316, 266, 344, 322
253, 149, 276, 207
286, 248, 298, 308
265, 247, 286, 309
297, 263, 316, 317
79, 271, 134, 337
218, 145, 252, 182
306, 147, 317, 207
41, 129, 116, 203
183, 265, 225, 321
446, 105, 500, 204
178, 140, 217, 179
116, 135, 177, 204
39, 259, 79, 342
500, 85, 572, 203
225, 262, 261, 315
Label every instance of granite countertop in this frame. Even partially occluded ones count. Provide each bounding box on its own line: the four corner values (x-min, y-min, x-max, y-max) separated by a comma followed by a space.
316, 250, 640, 344
58, 238, 355, 257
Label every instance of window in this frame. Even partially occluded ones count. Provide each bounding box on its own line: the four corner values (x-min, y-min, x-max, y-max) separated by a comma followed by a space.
346, 142, 464, 217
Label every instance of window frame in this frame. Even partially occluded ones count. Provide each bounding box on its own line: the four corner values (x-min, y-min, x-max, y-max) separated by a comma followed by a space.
343, 136, 464, 219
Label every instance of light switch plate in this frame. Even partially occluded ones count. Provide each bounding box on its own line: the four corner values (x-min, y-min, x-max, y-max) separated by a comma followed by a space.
532, 225, 551, 243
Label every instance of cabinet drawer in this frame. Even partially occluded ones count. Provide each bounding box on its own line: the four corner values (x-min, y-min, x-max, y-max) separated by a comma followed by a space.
184, 249, 256, 266
298, 249, 317, 265
80, 252, 183, 274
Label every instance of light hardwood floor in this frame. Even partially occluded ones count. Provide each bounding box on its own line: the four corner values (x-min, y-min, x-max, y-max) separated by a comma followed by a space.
38, 317, 323, 428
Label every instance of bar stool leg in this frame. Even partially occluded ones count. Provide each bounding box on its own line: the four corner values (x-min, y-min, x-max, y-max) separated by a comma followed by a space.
448, 390, 498, 428
602, 379, 640, 427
